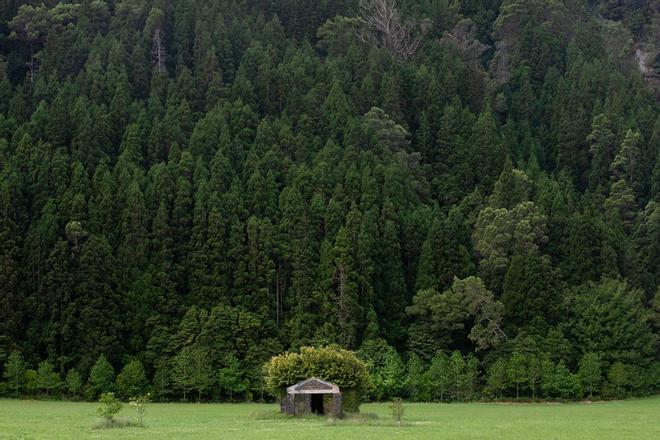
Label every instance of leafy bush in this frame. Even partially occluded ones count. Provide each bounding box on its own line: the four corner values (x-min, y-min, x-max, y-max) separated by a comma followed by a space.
128, 393, 151, 426
263, 346, 372, 408
98, 392, 122, 423
390, 397, 404, 426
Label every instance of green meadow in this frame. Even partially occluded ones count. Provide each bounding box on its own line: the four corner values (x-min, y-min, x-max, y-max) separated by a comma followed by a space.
0, 397, 659, 439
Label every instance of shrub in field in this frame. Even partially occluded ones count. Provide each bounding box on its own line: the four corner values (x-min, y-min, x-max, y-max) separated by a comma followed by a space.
129, 393, 151, 426
263, 346, 372, 411
390, 397, 404, 427
98, 392, 122, 424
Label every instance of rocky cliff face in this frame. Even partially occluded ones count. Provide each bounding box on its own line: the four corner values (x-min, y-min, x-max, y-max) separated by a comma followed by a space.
636, 47, 660, 95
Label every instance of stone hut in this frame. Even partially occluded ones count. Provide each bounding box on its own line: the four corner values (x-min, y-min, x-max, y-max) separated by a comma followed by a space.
280, 378, 342, 418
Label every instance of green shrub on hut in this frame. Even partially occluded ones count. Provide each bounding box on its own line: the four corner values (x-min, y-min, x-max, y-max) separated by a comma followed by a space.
263, 346, 372, 413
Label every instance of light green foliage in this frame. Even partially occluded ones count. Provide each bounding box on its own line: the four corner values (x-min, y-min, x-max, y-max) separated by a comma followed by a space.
508, 352, 527, 399
128, 393, 151, 426
606, 362, 630, 398
172, 346, 214, 401
217, 354, 248, 401
552, 362, 582, 400
390, 397, 404, 426
263, 346, 372, 403
380, 349, 405, 400
24, 369, 39, 395
423, 352, 451, 402
448, 351, 467, 401
36, 361, 61, 396
66, 368, 83, 398
97, 392, 122, 422
527, 354, 543, 400
486, 358, 508, 399
358, 338, 401, 400
405, 354, 424, 401
1, 399, 659, 439
3, 351, 26, 396
578, 353, 602, 398
489, 163, 533, 209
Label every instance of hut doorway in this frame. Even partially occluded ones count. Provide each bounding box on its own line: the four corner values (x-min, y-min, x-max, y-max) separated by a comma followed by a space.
311, 394, 324, 415
281, 378, 342, 418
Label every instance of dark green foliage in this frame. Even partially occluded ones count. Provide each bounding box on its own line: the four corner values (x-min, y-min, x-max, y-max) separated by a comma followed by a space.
563, 279, 654, 370
0, 0, 657, 404
115, 360, 148, 400
88, 355, 115, 398
36, 361, 61, 396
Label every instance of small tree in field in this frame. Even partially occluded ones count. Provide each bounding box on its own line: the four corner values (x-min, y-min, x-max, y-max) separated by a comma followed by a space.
98, 392, 122, 423
129, 393, 151, 426
508, 352, 527, 400
172, 347, 194, 401
116, 359, 147, 400
217, 354, 247, 401
527, 355, 542, 400
424, 351, 450, 402
37, 361, 61, 396
172, 346, 213, 401
190, 347, 213, 402
66, 368, 83, 399
152, 358, 170, 401
3, 351, 26, 397
486, 358, 507, 399
89, 355, 115, 397
391, 397, 404, 426
578, 353, 601, 399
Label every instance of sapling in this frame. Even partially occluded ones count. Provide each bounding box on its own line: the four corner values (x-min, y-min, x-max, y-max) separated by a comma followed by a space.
98, 392, 122, 424
391, 397, 404, 427
129, 393, 151, 426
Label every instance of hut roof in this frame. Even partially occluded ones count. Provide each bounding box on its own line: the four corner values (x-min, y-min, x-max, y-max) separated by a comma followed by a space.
286, 378, 341, 395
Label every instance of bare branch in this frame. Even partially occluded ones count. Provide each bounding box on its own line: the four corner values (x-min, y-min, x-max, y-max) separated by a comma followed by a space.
356, 0, 430, 60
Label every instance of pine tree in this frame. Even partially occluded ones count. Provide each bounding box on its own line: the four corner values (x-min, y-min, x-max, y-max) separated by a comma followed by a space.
88, 354, 115, 397
448, 351, 466, 402
578, 353, 602, 399
587, 114, 615, 193
3, 351, 26, 397
487, 358, 508, 399
217, 354, 247, 401
115, 360, 148, 400
508, 352, 527, 400
66, 368, 83, 399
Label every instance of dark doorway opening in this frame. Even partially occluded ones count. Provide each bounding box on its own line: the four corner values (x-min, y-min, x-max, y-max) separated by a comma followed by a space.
310, 394, 324, 415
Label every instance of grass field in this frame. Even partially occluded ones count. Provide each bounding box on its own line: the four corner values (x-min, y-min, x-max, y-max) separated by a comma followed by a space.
0, 397, 659, 439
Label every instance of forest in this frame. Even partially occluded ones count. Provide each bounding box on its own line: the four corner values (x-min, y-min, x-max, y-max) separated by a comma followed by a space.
0, 0, 658, 403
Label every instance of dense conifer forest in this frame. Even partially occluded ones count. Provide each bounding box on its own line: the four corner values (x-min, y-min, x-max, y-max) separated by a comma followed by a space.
0, 0, 658, 402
